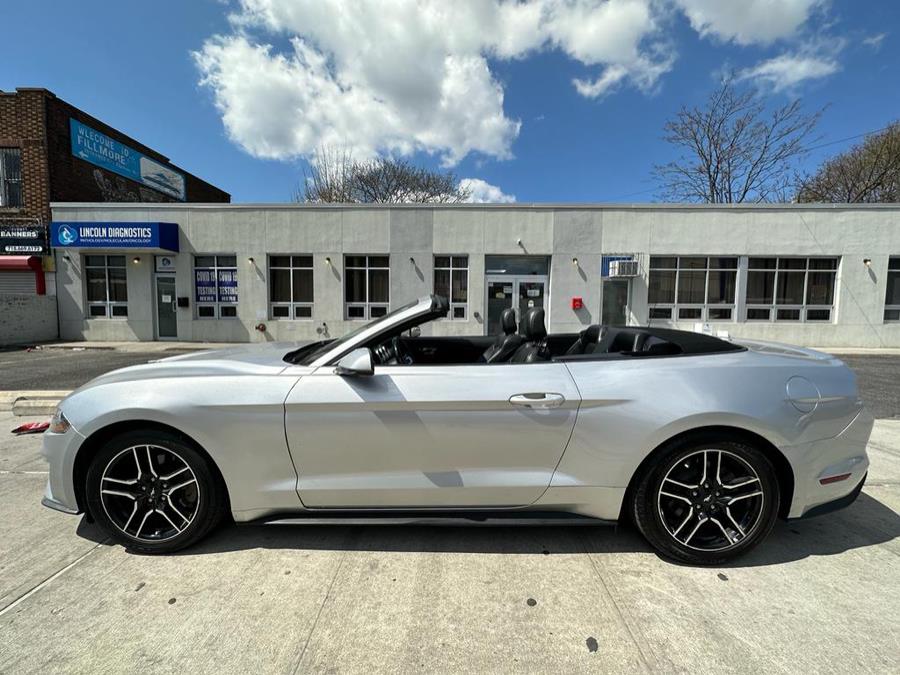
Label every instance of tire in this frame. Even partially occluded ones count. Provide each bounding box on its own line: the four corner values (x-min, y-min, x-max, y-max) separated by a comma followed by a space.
631, 436, 780, 565
85, 429, 226, 554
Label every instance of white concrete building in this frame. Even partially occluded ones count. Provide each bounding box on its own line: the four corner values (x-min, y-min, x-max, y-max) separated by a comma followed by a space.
48, 202, 900, 348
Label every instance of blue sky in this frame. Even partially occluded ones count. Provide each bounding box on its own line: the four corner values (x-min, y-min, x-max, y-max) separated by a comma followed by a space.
3, 1, 898, 203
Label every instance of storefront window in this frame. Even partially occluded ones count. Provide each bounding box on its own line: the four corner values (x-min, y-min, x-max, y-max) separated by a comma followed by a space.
434, 255, 468, 319
269, 255, 314, 319
648, 256, 737, 321
194, 255, 237, 319
0, 148, 22, 208
884, 258, 900, 322
345, 255, 389, 319
84, 255, 127, 318
746, 257, 837, 322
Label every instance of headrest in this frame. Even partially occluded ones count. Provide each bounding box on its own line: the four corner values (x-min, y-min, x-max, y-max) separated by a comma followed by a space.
581, 324, 601, 345
500, 308, 517, 334
520, 307, 547, 341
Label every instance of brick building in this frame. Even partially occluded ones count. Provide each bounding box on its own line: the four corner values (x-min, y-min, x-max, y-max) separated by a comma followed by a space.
0, 87, 229, 345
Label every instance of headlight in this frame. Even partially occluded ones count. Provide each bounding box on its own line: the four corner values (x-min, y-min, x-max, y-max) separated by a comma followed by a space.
48, 409, 71, 434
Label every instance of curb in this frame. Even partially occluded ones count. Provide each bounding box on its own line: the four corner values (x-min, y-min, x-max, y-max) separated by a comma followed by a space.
0, 391, 72, 416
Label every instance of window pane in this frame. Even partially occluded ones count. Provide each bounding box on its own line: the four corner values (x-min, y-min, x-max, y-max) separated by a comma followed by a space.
776, 308, 801, 321
779, 258, 806, 270
748, 257, 776, 270
89, 305, 106, 317
369, 256, 389, 267
677, 271, 706, 304
86, 268, 107, 302
706, 270, 735, 304
198, 305, 215, 317
345, 255, 366, 267
292, 256, 313, 268
649, 307, 672, 319
370, 306, 388, 318
708, 307, 732, 320
295, 306, 312, 318
679, 257, 707, 269
451, 270, 467, 303
648, 270, 676, 304
806, 271, 835, 305
272, 305, 290, 318
108, 267, 127, 302
746, 271, 775, 304
345, 269, 366, 302
434, 269, 450, 298
293, 269, 314, 303
368, 269, 389, 303
347, 305, 365, 318
434, 256, 451, 269
650, 256, 677, 269
270, 269, 291, 302
111, 305, 128, 317
220, 305, 237, 318
709, 257, 738, 269
747, 308, 771, 320
678, 307, 702, 319
806, 309, 831, 321
885, 309, 900, 321
107, 255, 126, 267
195, 256, 215, 268
452, 256, 468, 268
809, 258, 838, 270
217, 255, 237, 267
452, 306, 466, 319
888, 258, 900, 271
270, 255, 291, 267
886, 272, 900, 305
85, 255, 105, 267
776, 272, 804, 304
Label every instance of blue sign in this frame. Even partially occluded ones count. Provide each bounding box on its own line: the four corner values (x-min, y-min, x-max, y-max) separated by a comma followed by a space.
50, 222, 180, 251
217, 269, 238, 303
194, 269, 218, 303
69, 119, 187, 200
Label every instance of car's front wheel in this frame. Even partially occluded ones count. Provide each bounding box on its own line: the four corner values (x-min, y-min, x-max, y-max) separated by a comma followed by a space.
631, 436, 780, 565
85, 429, 226, 554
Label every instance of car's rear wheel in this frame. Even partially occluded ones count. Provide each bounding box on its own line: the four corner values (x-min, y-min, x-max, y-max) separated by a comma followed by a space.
631, 436, 780, 565
85, 429, 226, 554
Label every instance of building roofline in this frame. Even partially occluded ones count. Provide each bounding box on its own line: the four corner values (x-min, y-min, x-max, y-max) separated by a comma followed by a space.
50, 201, 900, 211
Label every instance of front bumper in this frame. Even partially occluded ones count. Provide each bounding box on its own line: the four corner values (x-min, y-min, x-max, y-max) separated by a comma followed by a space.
40, 424, 87, 515
784, 408, 873, 519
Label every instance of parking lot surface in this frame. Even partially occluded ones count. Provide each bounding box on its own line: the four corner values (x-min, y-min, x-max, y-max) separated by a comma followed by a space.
1, 409, 898, 673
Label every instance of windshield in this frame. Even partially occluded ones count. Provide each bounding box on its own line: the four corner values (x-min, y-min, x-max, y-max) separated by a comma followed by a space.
286, 299, 420, 365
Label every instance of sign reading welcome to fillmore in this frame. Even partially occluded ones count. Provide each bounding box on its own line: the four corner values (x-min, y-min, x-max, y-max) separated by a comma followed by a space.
69, 119, 187, 201
50, 222, 180, 252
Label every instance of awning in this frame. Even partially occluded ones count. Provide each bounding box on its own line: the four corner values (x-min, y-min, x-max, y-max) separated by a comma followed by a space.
50, 222, 179, 252
0, 256, 46, 294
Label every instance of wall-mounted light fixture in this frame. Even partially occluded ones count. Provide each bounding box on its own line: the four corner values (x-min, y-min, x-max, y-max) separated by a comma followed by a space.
248, 257, 255, 265
132, 256, 141, 264
863, 258, 872, 267
409, 256, 416, 265
325, 256, 332, 266
516, 238, 523, 247
572, 257, 579, 267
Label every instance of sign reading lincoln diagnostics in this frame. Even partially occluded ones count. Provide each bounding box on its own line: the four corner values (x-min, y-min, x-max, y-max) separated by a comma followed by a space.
69, 119, 187, 201
50, 222, 180, 252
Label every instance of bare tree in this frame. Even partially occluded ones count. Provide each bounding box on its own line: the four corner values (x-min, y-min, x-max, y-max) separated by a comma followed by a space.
797, 123, 900, 203
297, 147, 471, 203
654, 78, 823, 203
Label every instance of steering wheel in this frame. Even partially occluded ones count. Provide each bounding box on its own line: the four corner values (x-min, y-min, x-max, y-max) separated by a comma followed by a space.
391, 336, 415, 365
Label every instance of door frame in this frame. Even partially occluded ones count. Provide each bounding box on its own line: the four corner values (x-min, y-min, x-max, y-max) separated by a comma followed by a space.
154, 273, 178, 341
483, 274, 550, 335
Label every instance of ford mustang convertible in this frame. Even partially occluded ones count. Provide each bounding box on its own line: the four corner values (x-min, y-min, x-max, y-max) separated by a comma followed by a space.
42, 295, 872, 565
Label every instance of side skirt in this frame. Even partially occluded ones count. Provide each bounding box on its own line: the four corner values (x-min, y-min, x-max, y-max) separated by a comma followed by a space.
253, 511, 617, 528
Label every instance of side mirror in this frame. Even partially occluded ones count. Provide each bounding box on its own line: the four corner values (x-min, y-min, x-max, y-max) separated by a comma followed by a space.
335, 348, 374, 376
408, 326, 421, 338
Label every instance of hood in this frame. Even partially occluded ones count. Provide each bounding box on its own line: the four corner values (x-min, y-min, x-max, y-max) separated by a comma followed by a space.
72, 342, 311, 392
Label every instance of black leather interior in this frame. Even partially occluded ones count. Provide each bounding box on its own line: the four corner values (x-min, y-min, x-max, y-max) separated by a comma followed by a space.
481, 308, 523, 363
565, 324, 603, 355
509, 307, 549, 363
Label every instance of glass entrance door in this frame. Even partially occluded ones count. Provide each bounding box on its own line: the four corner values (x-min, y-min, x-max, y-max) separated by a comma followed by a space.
485, 275, 547, 335
155, 275, 177, 339
601, 278, 630, 325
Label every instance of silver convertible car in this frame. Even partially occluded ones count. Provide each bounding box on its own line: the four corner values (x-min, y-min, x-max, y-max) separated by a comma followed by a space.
42, 295, 872, 565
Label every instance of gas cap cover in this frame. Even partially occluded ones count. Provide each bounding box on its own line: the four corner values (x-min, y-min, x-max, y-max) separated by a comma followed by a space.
786, 376, 821, 413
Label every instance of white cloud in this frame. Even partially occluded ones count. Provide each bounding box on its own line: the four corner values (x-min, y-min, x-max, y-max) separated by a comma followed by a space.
862, 32, 887, 49
195, 0, 674, 164
460, 178, 516, 203
674, 0, 822, 46
737, 52, 839, 91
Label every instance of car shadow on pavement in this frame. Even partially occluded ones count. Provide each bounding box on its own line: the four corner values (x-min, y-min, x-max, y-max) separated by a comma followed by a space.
83, 491, 897, 568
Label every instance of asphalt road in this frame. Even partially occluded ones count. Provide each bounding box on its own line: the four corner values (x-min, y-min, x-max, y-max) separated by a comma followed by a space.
1, 347, 898, 418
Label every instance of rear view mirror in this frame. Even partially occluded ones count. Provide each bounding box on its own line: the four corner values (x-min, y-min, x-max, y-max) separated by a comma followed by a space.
335, 348, 374, 376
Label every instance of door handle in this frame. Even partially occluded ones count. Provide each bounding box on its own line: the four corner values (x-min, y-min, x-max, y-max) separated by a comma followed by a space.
509, 393, 565, 409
